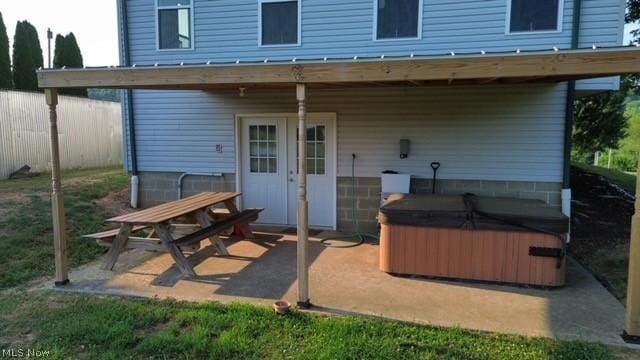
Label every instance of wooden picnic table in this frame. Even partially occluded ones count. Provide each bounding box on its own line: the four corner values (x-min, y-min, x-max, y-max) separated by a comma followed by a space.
99, 192, 261, 277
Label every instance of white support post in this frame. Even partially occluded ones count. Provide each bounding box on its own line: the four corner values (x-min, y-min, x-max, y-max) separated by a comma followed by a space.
296, 83, 310, 308
46, 88, 69, 286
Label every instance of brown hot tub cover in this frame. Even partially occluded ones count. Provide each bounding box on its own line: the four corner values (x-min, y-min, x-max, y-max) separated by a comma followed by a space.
378, 194, 569, 235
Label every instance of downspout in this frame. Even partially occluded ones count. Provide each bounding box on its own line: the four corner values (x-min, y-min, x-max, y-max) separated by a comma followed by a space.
118, 0, 139, 208
562, 0, 582, 220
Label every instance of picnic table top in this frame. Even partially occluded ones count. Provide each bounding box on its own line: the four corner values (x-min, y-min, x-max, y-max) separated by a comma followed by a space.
107, 192, 241, 225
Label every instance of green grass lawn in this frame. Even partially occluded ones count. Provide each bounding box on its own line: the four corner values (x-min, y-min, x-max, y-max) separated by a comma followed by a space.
0, 291, 619, 360
572, 162, 636, 195
0, 167, 129, 289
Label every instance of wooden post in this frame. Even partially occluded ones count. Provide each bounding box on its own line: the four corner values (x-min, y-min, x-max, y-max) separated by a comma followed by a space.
45, 89, 69, 286
625, 159, 640, 341
296, 83, 310, 308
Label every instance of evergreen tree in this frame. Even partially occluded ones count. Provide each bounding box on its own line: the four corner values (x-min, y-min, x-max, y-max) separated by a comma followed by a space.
52, 34, 66, 68
63, 33, 83, 69
24, 22, 43, 70
0, 12, 12, 89
53, 32, 87, 97
11, 20, 43, 91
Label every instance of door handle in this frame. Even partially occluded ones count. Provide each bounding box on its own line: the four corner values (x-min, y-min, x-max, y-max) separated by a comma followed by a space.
289, 178, 294, 182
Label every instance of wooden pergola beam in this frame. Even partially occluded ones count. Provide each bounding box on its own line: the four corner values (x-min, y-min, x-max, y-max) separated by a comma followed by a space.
37, 47, 640, 90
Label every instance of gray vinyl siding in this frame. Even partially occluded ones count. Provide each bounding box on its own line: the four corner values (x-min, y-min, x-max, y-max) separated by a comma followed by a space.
121, 0, 625, 175
125, 0, 623, 62
130, 84, 565, 182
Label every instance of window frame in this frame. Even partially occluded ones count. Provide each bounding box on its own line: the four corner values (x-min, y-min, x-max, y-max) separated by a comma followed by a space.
258, 0, 302, 48
505, 0, 564, 35
373, 0, 424, 42
155, 0, 195, 51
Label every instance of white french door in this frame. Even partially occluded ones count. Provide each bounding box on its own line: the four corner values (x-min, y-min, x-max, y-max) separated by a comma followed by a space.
239, 114, 336, 228
286, 116, 335, 228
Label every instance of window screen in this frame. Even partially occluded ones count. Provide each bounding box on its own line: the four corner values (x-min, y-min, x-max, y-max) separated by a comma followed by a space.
377, 0, 420, 39
261, 1, 298, 45
159, 8, 191, 49
509, 0, 559, 32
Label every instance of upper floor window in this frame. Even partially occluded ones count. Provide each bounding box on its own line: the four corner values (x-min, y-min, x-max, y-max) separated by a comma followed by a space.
507, 0, 562, 33
375, 0, 422, 40
157, 0, 193, 50
259, 0, 300, 46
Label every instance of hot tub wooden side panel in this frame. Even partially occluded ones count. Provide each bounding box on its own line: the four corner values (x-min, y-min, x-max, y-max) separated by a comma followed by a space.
379, 224, 566, 287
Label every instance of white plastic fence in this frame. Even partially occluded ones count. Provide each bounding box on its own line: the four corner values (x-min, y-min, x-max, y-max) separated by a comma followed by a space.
0, 90, 123, 179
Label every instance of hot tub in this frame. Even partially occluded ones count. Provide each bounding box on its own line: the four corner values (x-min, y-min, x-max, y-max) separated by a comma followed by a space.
378, 194, 569, 287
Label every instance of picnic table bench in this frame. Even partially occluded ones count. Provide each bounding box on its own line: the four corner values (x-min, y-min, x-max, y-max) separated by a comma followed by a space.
83, 192, 262, 277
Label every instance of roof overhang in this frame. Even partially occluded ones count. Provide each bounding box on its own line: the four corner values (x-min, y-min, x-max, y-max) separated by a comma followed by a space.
37, 46, 640, 90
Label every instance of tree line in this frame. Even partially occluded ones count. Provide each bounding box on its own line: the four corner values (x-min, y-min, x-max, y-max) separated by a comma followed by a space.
569, 1, 640, 166
0, 11, 86, 96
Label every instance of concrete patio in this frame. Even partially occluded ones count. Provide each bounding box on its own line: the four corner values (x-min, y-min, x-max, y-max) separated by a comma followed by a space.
55, 229, 631, 347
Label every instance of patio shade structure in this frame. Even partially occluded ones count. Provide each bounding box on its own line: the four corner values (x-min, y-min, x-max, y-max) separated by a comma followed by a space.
37, 45, 640, 333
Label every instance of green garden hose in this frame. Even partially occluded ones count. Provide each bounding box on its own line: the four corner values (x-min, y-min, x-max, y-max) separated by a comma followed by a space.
320, 154, 379, 248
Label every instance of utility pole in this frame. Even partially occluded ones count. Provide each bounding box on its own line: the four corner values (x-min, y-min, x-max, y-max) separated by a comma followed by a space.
47, 28, 53, 68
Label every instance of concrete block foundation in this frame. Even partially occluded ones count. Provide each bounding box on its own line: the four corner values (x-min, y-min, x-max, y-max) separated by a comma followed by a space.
136, 172, 562, 233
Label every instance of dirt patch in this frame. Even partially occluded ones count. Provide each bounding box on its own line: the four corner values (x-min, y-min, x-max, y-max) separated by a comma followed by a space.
0, 192, 34, 205
95, 188, 136, 217
0, 193, 46, 233
570, 167, 633, 302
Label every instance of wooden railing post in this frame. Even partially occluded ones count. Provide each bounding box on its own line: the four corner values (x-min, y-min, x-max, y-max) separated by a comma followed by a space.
45, 88, 69, 286
625, 160, 640, 342
296, 83, 310, 308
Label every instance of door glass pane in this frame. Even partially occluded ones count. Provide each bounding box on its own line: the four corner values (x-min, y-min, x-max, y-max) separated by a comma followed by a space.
259, 126, 268, 141
268, 125, 276, 140
316, 159, 325, 175
250, 158, 259, 172
249, 126, 258, 141
259, 158, 268, 172
307, 159, 316, 174
250, 142, 258, 156
316, 126, 325, 141
316, 142, 325, 158
268, 158, 277, 173
259, 142, 268, 156
306, 142, 316, 158
306, 126, 316, 141
268, 142, 277, 156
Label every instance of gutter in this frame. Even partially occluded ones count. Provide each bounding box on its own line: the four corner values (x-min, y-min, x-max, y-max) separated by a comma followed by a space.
561, 0, 582, 226
118, 0, 140, 208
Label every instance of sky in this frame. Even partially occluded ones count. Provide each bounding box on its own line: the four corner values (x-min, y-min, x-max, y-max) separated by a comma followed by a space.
2, 0, 119, 67
0, 1, 639, 68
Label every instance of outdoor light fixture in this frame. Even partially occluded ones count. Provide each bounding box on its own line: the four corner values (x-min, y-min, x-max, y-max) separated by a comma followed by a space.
399, 139, 410, 159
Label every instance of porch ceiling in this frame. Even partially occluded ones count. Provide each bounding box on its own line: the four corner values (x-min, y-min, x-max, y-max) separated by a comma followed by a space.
37, 46, 640, 91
